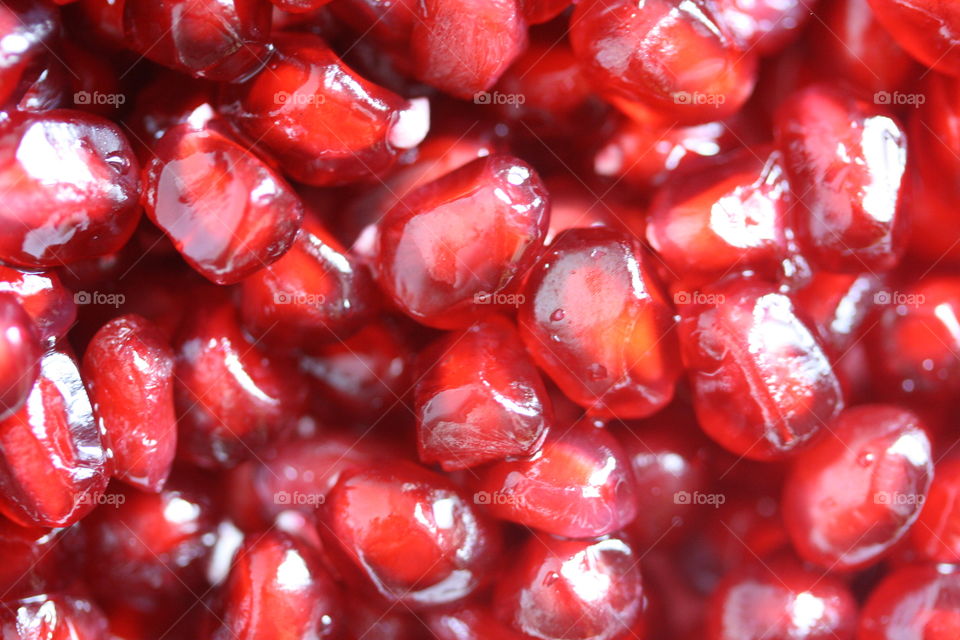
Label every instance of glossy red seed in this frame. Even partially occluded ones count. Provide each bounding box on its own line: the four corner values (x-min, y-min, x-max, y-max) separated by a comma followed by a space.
775, 84, 908, 272
646, 146, 792, 278
415, 315, 551, 471
867, 276, 960, 401
411, 0, 527, 99
678, 278, 844, 460
519, 226, 680, 418
0, 0, 59, 106
859, 564, 960, 639
96, 0, 273, 82
220, 33, 429, 186
142, 123, 304, 285
783, 405, 933, 570
911, 458, 960, 562
427, 603, 530, 640
906, 72, 960, 266
0, 110, 141, 268
0, 515, 75, 599
212, 531, 341, 640
239, 212, 377, 347
322, 460, 500, 607
793, 271, 883, 353
0, 293, 40, 422
494, 535, 644, 640
0, 594, 109, 640
174, 298, 308, 468
83, 473, 219, 609
0, 267, 75, 346
712, 0, 813, 54
377, 154, 550, 329
570, 0, 757, 124
476, 417, 636, 538
867, 0, 960, 76
0, 348, 107, 527
82, 315, 176, 492
706, 557, 857, 640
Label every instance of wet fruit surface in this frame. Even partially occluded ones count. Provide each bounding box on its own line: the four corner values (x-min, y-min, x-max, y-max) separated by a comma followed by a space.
3, 1, 960, 636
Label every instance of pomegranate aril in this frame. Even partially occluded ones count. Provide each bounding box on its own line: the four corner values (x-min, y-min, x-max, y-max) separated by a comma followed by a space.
239, 212, 377, 347
783, 404, 933, 571
142, 123, 304, 285
0, 594, 109, 640
0, 515, 77, 599
174, 298, 308, 469
0, 267, 76, 346
211, 530, 342, 640
867, 0, 960, 76
775, 84, 908, 272
82, 314, 176, 492
81, 0, 273, 82
712, 0, 813, 54
0, 348, 107, 528
83, 471, 219, 609
377, 154, 550, 329
0, 0, 59, 106
427, 603, 529, 640
678, 278, 844, 460
570, 0, 757, 124
0, 293, 41, 422
706, 556, 857, 639
0, 110, 141, 268
911, 458, 960, 562
475, 417, 637, 538
322, 460, 500, 607
411, 0, 527, 99
646, 146, 792, 278
415, 315, 551, 471
220, 32, 429, 186
519, 226, 680, 418
494, 535, 644, 640
859, 564, 960, 639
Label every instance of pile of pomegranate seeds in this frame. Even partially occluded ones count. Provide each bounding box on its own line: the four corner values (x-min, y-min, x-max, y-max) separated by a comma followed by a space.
1, 0, 960, 638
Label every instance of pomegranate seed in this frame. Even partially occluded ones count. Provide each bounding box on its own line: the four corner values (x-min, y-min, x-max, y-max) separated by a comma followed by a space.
427, 603, 529, 640
494, 535, 644, 640
0, 110, 141, 268
793, 271, 884, 353
377, 155, 550, 329
678, 278, 844, 460
867, 0, 960, 75
775, 84, 908, 272
81, 0, 273, 82
706, 556, 857, 639
322, 460, 500, 606
83, 471, 219, 609
0, 267, 76, 346
783, 405, 933, 570
142, 123, 304, 285
646, 146, 792, 278
415, 315, 551, 470
712, 0, 813, 54
475, 417, 637, 538
0, 594, 109, 640
0, 348, 107, 528
570, 0, 757, 124
174, 298, 308, 468
859, 564, 960, 639
220, 33, 429, 186
0, 293, 40, 422
82, 315, 176, 493
911, 458, 960, 562
519, 226, 680, 418
0, 0, 59, 106
211, 531, 342, 640
0, 515, 77, 599
239, 212, 378, 347
411, 0, 527, 99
